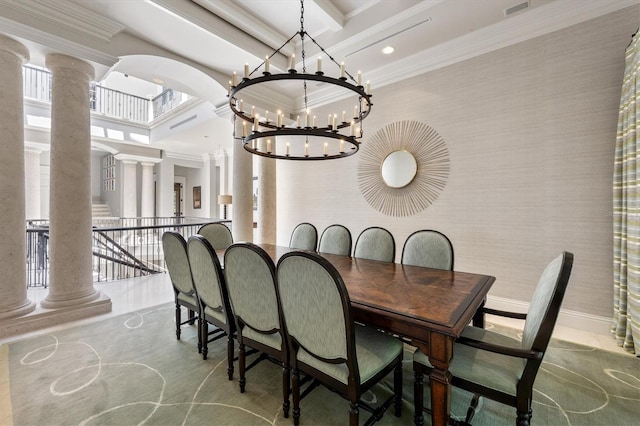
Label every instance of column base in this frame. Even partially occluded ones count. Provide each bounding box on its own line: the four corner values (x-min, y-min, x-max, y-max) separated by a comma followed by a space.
40, 288, 101, 309
0, 292, 111, 339
0, 300, 36, 320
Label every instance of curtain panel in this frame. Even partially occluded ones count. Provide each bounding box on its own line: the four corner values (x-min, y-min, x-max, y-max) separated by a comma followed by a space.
613, 31, 640, 356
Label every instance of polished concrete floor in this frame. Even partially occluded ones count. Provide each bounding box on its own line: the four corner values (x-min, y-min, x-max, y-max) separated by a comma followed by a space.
0, 273, 633, 356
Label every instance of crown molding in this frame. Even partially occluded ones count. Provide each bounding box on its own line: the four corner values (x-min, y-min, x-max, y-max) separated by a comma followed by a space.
0, 0, 124, 43
313, 0, 640, 106
114, 153, 162, 164
0, 16, 119, 67
163, 151, 204, 163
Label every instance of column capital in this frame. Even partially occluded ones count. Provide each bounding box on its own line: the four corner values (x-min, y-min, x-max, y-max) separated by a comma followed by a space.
114, 153, 161, 164
45, 53, 95, 81
0, 34, 29, 63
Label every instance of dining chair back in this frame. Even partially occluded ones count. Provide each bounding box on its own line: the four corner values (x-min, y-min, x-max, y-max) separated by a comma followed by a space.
353, 226, 395, 262
161, 231, 200, 348
224, 242, 290, 418
413, 251, 574, 426
401, 229, 454, 270
187, 235, 236, 378
277, 250, 403, 426
318, 224, 352, 256
289, 222, 318, 251
198, 222, 233, 250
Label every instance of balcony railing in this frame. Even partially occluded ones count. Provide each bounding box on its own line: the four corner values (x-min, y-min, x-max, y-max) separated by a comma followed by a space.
26, 217, 230, 287
90, 84, 149, 123
22, 65, 188, 123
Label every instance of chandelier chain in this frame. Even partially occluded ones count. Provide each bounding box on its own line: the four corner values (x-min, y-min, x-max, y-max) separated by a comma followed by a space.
300, 0, 308, 111
228, 0, 372, 160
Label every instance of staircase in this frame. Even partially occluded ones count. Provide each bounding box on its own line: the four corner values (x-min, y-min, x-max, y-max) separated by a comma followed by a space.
92, 203, 111, 217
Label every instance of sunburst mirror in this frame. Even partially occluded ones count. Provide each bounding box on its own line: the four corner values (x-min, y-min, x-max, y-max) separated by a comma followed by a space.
357, 120, 450, 217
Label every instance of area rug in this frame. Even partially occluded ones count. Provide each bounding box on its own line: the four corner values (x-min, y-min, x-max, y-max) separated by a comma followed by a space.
1, 304, 638, 425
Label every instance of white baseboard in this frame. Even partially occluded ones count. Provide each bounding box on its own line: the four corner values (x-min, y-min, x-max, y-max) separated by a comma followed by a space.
485, 295, 612, 336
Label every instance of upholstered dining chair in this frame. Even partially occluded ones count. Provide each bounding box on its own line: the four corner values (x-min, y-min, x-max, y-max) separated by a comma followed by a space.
161, 231, 200, 349
413, 252, 574, 426
289, 222, 318, 251
353, 226, 396, 262
197, 222, 233, 250
224, 242, 290, 418
401, 229, 454, 270
317, 224, 352, 256
277, 250, 404, 426
187, 235, 235, 378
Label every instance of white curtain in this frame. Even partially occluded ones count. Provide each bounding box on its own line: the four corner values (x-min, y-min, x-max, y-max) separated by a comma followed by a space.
612, 31, 640, 356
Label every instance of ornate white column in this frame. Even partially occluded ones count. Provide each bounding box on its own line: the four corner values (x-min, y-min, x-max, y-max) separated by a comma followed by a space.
140, 162, 155, 217
232, 119, 253, 241
257, 152, 276, 244
24, 147, 42, 220
121, 159, 138, 218
0, 34, 35, 319
41, 54, 106, 309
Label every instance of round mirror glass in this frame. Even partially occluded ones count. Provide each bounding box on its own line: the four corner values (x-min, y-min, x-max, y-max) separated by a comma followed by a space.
381, 150, 417, 188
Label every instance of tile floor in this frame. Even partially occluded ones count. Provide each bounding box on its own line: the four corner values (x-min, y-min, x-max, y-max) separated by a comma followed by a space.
0, 273, 634, 357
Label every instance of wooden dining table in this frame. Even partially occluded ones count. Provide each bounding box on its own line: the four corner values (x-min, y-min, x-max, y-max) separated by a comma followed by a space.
219, 243, 495, 426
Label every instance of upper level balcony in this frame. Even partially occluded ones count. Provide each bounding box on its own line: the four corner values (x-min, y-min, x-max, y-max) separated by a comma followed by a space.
23, 65, 190, 125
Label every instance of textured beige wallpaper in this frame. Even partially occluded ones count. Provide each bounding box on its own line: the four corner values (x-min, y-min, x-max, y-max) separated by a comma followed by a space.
276, 6, 639, 319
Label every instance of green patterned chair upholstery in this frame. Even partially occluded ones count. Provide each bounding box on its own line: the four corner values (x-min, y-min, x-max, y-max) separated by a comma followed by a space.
289, 222, 318, 251
277, 250, 403, 426
413, 252, 574, 426
401, 230, 454, 270
187, 235, 236, 378
161, 231, 200, 349
197, 222, 233, 250
318, 224, 352, 256
353, 226, 396, 262
224, 242, 290, 418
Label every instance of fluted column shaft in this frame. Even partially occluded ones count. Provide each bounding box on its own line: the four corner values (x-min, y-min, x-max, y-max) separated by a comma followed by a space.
121, 160, 138, 218
24, 148, 42, 220
140, 162, 155, 217
0, 34, 35, 319
42, 53, 99, 308
232, 119, 253, 241
258, 153, 276, 244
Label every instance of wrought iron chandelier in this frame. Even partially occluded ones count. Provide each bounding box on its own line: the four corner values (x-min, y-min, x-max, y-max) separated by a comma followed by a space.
228, 0, 372, 160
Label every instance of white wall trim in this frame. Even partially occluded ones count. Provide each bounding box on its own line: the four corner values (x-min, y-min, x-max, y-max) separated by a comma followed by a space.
486, 295, 612, 336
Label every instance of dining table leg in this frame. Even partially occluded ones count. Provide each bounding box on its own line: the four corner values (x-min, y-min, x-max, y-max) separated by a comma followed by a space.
426, 332, 454, 426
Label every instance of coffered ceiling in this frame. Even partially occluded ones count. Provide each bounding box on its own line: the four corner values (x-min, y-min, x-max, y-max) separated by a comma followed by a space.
0, 0, 637, 156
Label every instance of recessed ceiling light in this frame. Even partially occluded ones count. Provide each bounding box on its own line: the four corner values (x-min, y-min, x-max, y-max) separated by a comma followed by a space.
382, 46, 395, 55
152, 77, 164, 84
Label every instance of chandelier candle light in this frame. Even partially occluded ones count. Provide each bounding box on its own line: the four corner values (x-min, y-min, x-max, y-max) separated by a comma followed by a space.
228, 0, 372, 160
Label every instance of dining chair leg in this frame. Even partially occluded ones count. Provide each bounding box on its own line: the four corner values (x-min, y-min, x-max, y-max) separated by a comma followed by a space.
349, 401, 359, 426
226, 335, 234, 380
175, 303, 181, 340
413, 367, 425, 426
239, 342, 246, 393
472, 298, 486, 328
516, 397, 532, 426
198, 317, 204, 355
394, 361, 403, 417
282, 364, 290, 418
292, 368, 301, 426
200, 320, 207, 358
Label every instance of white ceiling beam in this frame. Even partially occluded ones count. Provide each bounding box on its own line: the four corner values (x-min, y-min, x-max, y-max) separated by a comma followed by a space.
311, 0, 344, 31
189, 0, 293, 56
